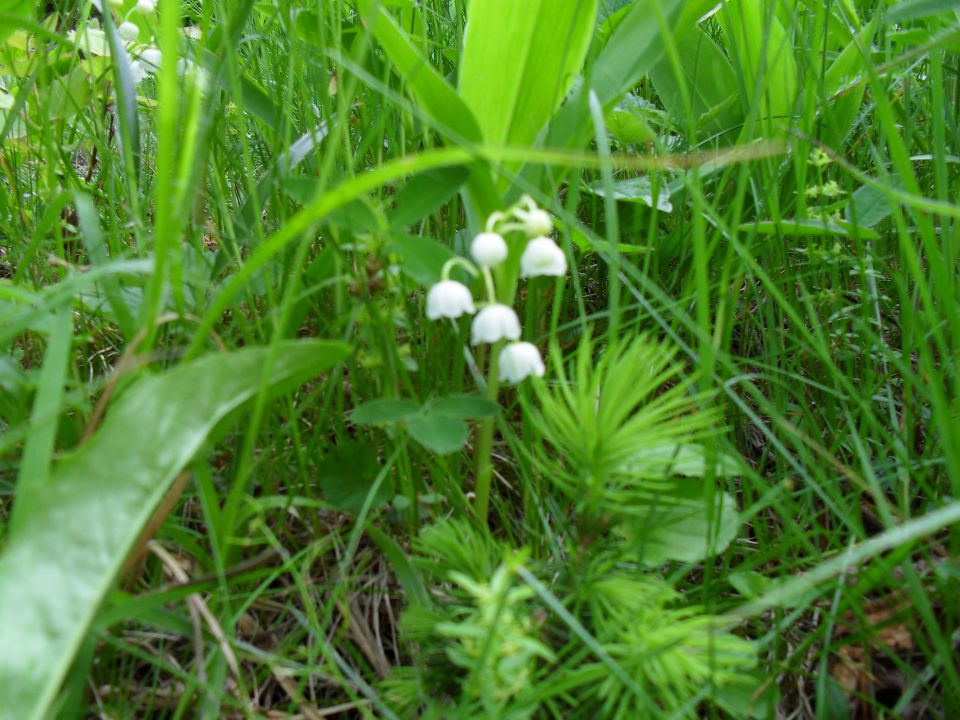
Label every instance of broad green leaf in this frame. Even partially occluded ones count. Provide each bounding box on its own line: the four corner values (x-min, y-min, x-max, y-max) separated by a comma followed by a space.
650, 27, 743, 137
458, 0, 598, 149
276, 184, 380, 234
846, 183, 894, 228
740, 218, 880, 240
386, 234, 455, 287
407, 413, 469, 455
0, 341, 349, 720
0, 3, 30, 44
47, 65, 94, 122
715, 673, 781, 719
588, 0, 714, 109
618, 443, 743, 479
821, 17, 878, 146
356, 0, 481, 142
633, 484, 739, 565
430, 394, 498, 420
350, 398, 420, 425
239, 74, 283, 131
886, 0, 960, 23
797, 0, 860, 40
391, 166, 469, 228
66, 26, 110, 57
597, 0, 635, 22
586, 176, 674, 213
604, 94, 660, 144
318, 441, 392, 513
538, 0, 715, 184
719, 0, 798, 131
353, 2, 500, 216
304, 245, 338, 284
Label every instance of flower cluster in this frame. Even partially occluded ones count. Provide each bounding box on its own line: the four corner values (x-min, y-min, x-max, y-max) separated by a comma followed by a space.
425, 196, 566, 384
104, 0, 162, 84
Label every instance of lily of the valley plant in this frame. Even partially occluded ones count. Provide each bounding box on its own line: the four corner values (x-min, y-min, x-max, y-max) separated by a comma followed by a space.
423, 195, 567, 522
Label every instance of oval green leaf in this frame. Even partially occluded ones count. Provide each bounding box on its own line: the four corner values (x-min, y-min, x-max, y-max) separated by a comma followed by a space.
350, 398, 420, 425
739, 218, 880, 240
391, 166, 469, 228
458, 0, 598, 149
318, 441, 392, 513
406, 413, 469, 455
0, 340, 349, 720
633, 485, 740, 566
430, 394, 499, 420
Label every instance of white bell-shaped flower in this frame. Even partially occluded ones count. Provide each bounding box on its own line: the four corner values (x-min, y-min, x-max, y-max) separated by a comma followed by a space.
128, 60, 149, 84
470, 231, 508, 268
135, 0, 157, 13
520, 237, 567, 278
118, 21, 139, 42
176, 58, 211, 94
519, 207, 553, 237
140, 47, 162, 72
471, 304, 521, 345
426, 280, 475, 320
498, 342, 545, 383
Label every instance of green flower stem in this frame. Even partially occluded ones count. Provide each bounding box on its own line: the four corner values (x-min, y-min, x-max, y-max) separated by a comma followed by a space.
473, 227, 525, 526
481, 267, 498, 303
441, 256, 479, 281
473, 342, 502, 526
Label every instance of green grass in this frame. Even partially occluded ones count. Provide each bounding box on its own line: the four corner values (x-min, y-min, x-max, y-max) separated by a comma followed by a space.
1, 0, 959, 717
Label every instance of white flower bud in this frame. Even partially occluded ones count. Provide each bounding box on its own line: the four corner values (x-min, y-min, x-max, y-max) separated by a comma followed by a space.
118, 21, 139, 42
498, 342, 545, 383
520, 207, 553, 237
520, 237, 567, 278
140, 47, 162, 71
426, 280, 475, 320
471, 304, 521, 345
135, 0, 157, 13
470, 231, 507, 268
